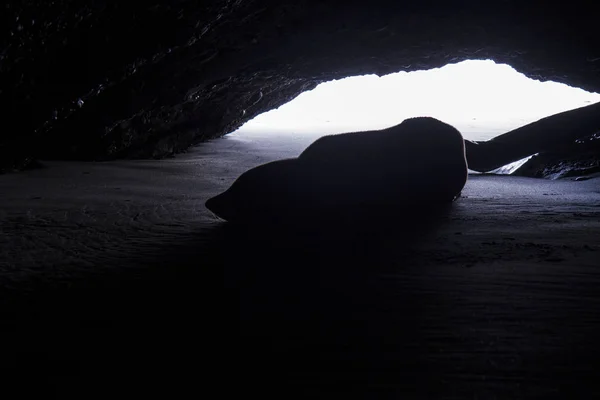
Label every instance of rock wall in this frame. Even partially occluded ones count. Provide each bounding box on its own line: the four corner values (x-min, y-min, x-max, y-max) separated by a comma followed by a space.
2, 0, 600, 172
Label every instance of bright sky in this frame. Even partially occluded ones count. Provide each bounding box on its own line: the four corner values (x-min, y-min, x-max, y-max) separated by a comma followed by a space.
235, 59, 600, 141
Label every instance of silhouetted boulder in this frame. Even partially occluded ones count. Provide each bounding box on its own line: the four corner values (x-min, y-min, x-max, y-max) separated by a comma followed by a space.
206, 117, 467, 224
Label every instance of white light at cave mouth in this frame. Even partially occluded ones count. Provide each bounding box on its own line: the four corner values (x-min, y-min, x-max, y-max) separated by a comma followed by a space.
234, 59, 600, 142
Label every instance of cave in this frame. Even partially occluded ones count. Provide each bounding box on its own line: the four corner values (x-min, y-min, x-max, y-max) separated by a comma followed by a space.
2, 1, 600, 398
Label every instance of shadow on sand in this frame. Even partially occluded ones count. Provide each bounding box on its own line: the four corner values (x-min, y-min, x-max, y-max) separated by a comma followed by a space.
218, 203, 455, 398
1, 204, 455, 398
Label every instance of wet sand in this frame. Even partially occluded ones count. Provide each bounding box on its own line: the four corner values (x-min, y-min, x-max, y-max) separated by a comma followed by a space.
1, 133, 600, 398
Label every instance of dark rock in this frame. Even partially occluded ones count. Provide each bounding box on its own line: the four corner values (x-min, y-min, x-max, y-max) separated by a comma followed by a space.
465, 101, 600, 173
2, 1, 600, 171
512, 131, 600, 179
206, 117, 467, 224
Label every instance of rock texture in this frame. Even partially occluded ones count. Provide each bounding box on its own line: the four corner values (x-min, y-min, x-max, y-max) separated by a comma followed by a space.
465, 101, 600, 174
2, 0, 600, 172
513, 132, 600, 179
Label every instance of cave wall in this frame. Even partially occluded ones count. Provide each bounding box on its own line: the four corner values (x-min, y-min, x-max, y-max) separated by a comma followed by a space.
2, 0, 600, 172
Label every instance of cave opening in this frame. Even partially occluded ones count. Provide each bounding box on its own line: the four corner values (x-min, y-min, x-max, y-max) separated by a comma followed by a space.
227, 59, 600, 174
4, 3, 600, 397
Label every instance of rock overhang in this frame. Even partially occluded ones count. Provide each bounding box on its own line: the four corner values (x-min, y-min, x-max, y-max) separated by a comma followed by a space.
1, 0, 600, 172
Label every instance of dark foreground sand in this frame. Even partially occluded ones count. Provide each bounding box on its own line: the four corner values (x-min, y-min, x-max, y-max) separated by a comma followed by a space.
1, 132, 600, 398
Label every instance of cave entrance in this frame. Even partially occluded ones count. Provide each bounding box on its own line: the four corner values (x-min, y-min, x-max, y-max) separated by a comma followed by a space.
229, 60, 600, 173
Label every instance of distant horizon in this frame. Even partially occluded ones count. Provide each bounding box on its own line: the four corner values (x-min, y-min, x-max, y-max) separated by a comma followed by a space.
232, 59, 600, 142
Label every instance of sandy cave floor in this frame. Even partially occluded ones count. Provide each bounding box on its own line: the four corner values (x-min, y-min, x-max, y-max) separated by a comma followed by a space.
1, 132, 600, 398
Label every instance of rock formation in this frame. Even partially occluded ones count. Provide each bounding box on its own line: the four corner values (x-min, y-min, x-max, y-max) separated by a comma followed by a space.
465, 101, 600, 174
1, 1, 600, 174
207, 117, 468, 223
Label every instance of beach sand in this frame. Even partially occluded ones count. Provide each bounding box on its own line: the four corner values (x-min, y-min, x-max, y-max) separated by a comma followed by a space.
1, 132, 600, 398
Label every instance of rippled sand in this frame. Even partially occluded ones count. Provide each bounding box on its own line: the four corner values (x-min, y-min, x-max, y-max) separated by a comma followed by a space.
1, 132, 600, 398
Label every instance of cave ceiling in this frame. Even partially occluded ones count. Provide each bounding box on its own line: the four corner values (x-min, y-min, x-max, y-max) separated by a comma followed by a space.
1, 0, 599, 172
